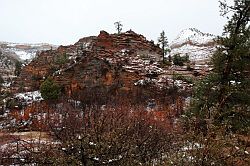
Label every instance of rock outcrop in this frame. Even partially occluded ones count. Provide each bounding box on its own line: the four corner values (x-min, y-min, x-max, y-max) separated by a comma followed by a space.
12, 30, 163, 97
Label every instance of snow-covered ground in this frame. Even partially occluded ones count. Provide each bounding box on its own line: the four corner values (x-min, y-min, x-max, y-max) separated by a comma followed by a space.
14, 91, 43, 104
170, 45, 216, 61
11, 50, 36, 60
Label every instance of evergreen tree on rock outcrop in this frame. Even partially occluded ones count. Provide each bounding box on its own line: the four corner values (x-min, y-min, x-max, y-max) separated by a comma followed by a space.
40, 77, 60, 101
0, 75, 4, 84
14, 61, 22, 76
158, 30, 171, 63
114, 21, 123, 34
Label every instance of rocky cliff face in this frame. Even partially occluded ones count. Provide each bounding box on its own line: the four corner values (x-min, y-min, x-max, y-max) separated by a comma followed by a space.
12, 30, 163, 98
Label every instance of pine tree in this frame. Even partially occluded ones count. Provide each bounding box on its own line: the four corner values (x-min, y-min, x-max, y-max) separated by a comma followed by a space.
114, 21, 123, 34
0, 75, 4, 84
190, 0, 250, 133
158, 30, 170, 63
40, 77, 61, 101
14, 61, 22, 76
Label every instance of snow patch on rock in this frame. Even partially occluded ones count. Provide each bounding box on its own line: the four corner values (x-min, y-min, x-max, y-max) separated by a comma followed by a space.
14, 91, 43, 104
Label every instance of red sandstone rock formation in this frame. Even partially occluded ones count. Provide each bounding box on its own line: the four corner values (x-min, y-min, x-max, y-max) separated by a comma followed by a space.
11, 30, 162, 98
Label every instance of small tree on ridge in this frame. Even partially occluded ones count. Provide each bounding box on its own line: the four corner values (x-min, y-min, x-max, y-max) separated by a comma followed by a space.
114, 21, 123, 34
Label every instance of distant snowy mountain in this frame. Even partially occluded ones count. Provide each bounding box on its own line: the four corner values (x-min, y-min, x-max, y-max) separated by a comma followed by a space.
0, 42, 57, 61
0, 42, 57, 82
170, 28, 217, 61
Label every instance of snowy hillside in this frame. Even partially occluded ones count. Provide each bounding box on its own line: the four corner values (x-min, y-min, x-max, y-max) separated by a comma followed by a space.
0, 42, 57, 61
171, 28, 215, 47
0, 48, 18, 81
10, 50, 36, 60
170, 28, 217, 61
0, 42, 57, 83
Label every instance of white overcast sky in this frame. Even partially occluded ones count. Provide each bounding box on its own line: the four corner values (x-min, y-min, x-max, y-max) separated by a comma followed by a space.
0, 0, 232, 45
